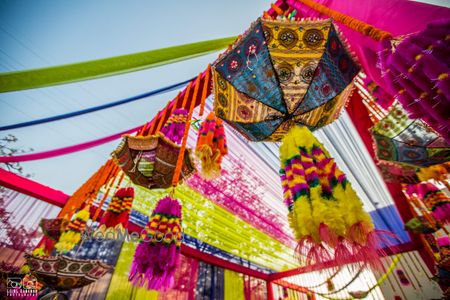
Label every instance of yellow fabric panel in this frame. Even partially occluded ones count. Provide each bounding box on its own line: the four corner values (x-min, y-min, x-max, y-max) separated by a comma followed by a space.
262, 18, 331, 113
224, 269, 244, 300
106, 242, 159, 300
132, 184, 297, 271
213, 68, 283, 123
293, 83, 354, 128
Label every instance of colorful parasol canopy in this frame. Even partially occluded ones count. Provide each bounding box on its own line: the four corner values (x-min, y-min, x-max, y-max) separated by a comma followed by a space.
212, 18, 359, 141
372, 102, 450, 167
25, 254, 112, 292
112, 134, 195, 189
376, 161, 419, 184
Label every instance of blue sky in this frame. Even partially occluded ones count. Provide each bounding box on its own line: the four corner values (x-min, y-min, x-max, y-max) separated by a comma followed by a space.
0, 0, 271, 193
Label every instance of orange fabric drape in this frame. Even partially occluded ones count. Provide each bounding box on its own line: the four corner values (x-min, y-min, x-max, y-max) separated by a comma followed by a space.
172, 73, 203, 186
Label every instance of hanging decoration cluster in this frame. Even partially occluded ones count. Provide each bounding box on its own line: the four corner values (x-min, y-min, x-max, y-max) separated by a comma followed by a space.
98, 187, 135, 231
195, 111, 228, 179
129, 196, 182, 290
378, 18, 450, 143
280, 126, 390, 268
54, 206, 90, 253
160, 108, 189, 144
406, 182, 450, 223
39, 217, 69, 253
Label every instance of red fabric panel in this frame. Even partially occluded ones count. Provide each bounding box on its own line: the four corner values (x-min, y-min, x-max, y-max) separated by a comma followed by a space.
0, 168, 68, 207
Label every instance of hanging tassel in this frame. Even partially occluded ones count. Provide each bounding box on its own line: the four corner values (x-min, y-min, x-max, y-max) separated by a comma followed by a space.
280, 125, 392, 269
54, 206, 90, 253
98, 187, 134, 234
195, 111, 228, 179
129, 196, 182, 291
160, 109, 188, 144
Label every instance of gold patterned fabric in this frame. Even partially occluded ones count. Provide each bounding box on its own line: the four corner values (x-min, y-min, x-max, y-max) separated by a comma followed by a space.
263, 19, 331, 114
25, 254, 111, 291
212, 18, 360, 142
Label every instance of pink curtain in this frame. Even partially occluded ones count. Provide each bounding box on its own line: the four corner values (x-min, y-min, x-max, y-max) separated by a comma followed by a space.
288, 0, 450, 93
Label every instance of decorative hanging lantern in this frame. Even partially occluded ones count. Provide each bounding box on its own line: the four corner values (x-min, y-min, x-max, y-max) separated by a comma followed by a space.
195, 111, 228, 179
112, 134, 195, 189
98, 187, 134, 232
129, 196, 182, 290
160, 109, 189, 145
280, 125, 391, 268
212, 17, 359, 141
54, 206, 90, 253
378, 19, 450, 143
372, 102, 450, 168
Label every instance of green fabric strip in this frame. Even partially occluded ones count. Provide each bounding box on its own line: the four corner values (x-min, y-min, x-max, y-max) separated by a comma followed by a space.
0, 36, 236, 92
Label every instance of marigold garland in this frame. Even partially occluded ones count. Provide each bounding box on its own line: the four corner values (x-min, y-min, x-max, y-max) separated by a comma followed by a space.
280, 125, 392, 268
54, 206, 90, 253
98, 187, 134, 234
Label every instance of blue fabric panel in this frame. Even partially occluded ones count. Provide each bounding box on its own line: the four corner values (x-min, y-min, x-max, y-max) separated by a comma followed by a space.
214, 21, 286, 113
370, 204, 411, 247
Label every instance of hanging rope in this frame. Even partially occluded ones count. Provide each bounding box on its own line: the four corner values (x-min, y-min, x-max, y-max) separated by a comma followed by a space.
199, 64, 211, 117
287, 0, 392, 41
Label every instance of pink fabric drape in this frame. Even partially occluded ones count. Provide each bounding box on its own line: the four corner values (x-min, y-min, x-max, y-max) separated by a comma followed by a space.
0, 125, 141, 163
158, 255, 199, 300
287, 0, 450, 96
187, 156, 295, 247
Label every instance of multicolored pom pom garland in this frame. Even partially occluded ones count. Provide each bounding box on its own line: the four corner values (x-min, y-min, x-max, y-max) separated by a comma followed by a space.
99, 187, 134, 231
129, 196, 182, 291
280, 125, 391, 268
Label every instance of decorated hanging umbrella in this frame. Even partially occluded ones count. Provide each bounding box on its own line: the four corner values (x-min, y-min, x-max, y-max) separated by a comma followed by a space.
376, 161, 420, 184
25, 253, 112, 299
112, 134, 195, 189
372, 102, 450, 167
212, 17, 359, 141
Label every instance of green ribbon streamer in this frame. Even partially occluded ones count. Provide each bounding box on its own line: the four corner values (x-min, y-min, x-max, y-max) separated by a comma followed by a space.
0, 36, 236, 92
